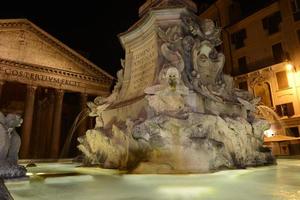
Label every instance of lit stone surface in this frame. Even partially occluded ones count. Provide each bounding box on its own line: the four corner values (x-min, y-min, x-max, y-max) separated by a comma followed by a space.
75, 0, 281, 174
80, 4, 274, 172
0, 19, 113, 95
4, 159, 300, 200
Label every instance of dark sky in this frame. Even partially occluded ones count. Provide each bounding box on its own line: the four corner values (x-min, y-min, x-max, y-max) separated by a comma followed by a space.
0, 0, 271, 77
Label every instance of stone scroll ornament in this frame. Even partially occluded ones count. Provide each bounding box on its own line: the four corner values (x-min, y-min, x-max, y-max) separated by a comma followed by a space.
78, 13, 275, 173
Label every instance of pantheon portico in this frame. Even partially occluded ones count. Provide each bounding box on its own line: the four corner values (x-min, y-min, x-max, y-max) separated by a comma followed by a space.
0, 19, 114, 159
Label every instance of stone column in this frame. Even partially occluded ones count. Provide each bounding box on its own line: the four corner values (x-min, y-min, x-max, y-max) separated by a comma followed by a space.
50, 89, 64, 158
20, 85, 37, 158
0, 81, 5, 100
44, 93, 55, 158
77, 93, 88, 137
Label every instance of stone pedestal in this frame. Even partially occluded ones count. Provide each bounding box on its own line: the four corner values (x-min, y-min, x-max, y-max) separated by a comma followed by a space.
20, 85, 37, 158
50, 89, 64, 158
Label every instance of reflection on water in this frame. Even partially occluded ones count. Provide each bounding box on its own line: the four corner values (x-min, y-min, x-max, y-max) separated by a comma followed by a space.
5, 159, 300, 200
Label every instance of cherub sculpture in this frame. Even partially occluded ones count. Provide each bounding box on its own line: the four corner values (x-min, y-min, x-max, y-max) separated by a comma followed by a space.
182, 15, 222, 46
199, 19, 222, 47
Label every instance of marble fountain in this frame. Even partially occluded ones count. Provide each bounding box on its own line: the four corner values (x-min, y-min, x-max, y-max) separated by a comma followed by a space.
1, 1, 300, 199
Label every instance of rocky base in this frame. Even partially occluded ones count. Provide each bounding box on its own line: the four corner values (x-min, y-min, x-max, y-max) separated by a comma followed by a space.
79, 112, 276, 174
131, 113, 275, 173
0, 161, 27, 179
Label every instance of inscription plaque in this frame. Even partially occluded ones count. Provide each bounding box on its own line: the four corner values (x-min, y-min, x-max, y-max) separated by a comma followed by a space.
121, 34, 158, 101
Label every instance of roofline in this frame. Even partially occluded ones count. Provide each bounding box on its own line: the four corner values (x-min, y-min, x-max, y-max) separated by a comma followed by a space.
0, 18, 114, 80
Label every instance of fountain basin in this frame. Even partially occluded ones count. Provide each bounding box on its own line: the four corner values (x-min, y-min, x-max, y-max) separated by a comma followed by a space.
5, 158, 300, 200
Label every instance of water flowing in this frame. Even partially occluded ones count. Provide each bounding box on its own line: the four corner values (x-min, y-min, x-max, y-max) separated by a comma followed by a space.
257, 105, 285, 132
60, 108, 90, 158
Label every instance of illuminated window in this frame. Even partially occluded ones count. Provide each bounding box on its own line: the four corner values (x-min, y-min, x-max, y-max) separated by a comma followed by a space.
254, 82, 273, 107
276, 103, 295, 117
276, 71, 289, 90
276, 71, 289, 89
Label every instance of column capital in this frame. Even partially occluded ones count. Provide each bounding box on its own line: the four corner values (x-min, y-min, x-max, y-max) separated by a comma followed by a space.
80, 93, 88, 102
0, 80, 6, 86
80, 93, 88, 98
27, 85, 37, 95
55, 89, 64, 99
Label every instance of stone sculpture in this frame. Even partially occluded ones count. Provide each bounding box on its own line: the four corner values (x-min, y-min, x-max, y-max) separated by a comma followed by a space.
78, 8, 275, 173
0, 112, 27, 179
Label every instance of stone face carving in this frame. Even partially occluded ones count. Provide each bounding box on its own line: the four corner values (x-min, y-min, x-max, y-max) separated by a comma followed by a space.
78, 8, 275, 173
145, 67, 189, 114
0, 112, 27, 179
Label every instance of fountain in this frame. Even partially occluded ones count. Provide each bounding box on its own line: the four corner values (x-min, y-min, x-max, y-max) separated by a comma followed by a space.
77, 0, 275, 173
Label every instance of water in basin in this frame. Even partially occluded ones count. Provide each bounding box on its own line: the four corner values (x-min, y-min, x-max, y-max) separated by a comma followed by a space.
5, 159, 300, 200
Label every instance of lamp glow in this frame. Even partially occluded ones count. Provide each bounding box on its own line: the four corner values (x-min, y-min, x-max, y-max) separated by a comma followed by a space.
286, 63, 294, 71
264, 129, 275, 138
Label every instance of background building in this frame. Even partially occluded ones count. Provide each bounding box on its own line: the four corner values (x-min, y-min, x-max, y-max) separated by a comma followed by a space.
200, 0, 300, 155
0, 19, 114, 159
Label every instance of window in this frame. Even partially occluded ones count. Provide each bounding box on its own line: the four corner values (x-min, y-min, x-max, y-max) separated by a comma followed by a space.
272, 43, 284, 62
238, 56, 248, 74
276, 71, 289, 89
286, 127, 300, 137
231, 29, 247, 49
238, 81, 248, 91
291, 0, 300, 21
254, 82, 273, 107
262, 11, 282, 35
276, 103, 295, 117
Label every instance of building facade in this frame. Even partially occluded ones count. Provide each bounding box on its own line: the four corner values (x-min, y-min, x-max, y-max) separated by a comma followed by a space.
200, 0, 300, 155
0, 19, 114, 159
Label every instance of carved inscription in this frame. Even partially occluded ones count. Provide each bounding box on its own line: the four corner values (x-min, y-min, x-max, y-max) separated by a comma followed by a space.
124, 37, 158, 100
0, 66, 80, 87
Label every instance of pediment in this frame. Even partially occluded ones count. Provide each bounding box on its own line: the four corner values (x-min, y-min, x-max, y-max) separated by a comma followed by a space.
0, 19, 113, 81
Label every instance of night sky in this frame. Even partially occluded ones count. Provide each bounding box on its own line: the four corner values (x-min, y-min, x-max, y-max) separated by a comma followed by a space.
0, 0, 272, 77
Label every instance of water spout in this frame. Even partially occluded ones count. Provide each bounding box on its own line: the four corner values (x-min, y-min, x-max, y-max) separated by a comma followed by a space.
257, 105, 285, 134
60, 108, 90, 158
